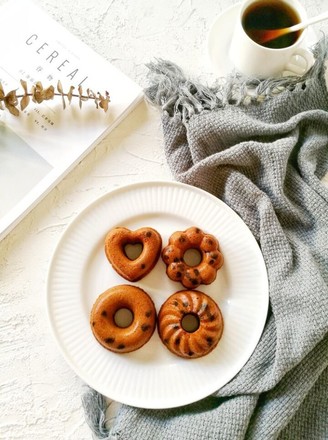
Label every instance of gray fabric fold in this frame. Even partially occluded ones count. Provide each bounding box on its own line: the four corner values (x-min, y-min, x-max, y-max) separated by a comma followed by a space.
84, 38, 328, 440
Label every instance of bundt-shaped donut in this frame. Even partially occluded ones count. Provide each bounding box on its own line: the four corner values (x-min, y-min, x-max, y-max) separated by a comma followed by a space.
158, 290, 223, 359
161, 226, 224, 289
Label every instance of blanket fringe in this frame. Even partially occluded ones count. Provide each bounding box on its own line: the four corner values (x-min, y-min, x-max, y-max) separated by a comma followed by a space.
145, 35, 328, 122
82, 386, 113, 439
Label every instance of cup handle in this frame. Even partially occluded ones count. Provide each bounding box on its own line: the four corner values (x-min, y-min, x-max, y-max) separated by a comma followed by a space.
283, 48, 314, 77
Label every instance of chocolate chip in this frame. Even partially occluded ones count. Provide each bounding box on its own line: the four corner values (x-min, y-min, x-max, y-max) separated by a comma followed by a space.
141, 324, 151, 332
194, 269, 200, 276
104, 337, 115, 344
209, 314, 216, 322
183, 301, 188, 307
188, 351, 194, 356
191, 278, 198, 286
145, 311, 152, 317
101, 310, 107, 317
173, 324, 179, 329
141, 263, 146, 269
207, 337, 213, 346
179, 236, 186, 243
163, 254, 169, 260
195, 228, 200, 233
175, 338, 180, 345
92, 321, 96, 327
210, 253, 218, 259
117, 344, 125, 349
173, 300, 179, 307
176, 271, 182, 278
174, 257, 180, 262
146, 231, 152, 237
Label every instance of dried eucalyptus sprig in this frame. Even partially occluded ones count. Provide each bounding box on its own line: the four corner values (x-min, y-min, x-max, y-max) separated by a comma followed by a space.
0, 80, 110, 116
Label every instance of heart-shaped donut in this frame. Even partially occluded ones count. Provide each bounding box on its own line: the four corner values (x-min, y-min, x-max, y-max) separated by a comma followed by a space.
105, 227, 162, 281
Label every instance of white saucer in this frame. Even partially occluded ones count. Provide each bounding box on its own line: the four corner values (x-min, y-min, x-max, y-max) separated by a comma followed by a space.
207, 3, 318, 78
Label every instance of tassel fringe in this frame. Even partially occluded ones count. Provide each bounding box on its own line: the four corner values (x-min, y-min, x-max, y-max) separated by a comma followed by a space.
82, 386, 114, 439
145, 36, 328, 122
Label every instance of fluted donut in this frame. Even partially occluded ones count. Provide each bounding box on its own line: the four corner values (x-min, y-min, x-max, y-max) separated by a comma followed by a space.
105, 227, 162, 282
90, 285, 156, 353
158, 290, 223, 359
161, 226, 224, 289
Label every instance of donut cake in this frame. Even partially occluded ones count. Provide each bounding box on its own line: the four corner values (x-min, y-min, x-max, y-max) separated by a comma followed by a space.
90, 285, 156, 353
157, 290, 224, 359
161, 226, 224, 289
105, 227, 162, 282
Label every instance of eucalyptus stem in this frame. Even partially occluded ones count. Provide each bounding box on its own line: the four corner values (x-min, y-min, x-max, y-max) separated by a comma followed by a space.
0, 79, 110, 116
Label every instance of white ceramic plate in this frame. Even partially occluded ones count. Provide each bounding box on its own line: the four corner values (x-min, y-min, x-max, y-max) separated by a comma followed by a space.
207, 3, 318, 77
47, 181, 269, 409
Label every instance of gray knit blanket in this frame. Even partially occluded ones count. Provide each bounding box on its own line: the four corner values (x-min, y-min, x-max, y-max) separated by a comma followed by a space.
83, 38, 328, 439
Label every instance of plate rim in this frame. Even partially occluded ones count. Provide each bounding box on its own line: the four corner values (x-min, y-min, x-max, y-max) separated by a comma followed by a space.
46, 180, 269, 409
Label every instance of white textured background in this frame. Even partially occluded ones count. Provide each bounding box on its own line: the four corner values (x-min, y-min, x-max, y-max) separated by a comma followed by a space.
1, 0, 328, 439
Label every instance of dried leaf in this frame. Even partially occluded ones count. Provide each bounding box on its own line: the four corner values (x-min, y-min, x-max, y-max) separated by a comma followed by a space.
87, 88, 96, 99
78, 85, 88, 103
20, 94, 30, 111
6, 103, 19, 116
67, 86, 74, 104
32, 82, 44, 103
57, 80, 63, 94
0, 82, 5, 99
98, 93, 109, 112
56, 81, 65, 109
5, 90, 18, 106
20, 79, 29, 110
99, 99, 108, 112
30, 85, 35, 102
20, 79, 28, 94
44, 85, 55, 100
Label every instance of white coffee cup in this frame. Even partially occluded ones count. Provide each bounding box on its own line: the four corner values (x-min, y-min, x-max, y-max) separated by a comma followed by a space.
228, 0, 314, 78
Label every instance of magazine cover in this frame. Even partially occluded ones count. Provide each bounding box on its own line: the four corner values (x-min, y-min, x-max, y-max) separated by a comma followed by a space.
0, 0, 143, 240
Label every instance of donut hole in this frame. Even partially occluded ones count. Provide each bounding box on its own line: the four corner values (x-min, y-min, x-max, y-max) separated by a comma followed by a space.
181, 313, 200, 333
124, 243, 143, 260
114, 308, 134, 328
183, 248, 202, 267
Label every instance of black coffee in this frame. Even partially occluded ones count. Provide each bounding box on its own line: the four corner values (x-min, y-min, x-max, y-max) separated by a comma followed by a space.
242, 0, 302, 48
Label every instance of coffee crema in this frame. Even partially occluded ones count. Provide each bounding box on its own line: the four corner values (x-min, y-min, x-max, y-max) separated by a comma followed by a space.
242, 0, 302, 48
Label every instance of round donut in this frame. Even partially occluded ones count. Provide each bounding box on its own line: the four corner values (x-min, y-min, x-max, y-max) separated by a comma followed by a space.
161, 226, 224, 289
90, 285, 156, 353
158, 290, 223, 359
105, 227, 162, 282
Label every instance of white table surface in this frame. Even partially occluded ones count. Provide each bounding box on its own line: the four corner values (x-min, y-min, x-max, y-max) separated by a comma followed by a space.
1, 0, 328, 438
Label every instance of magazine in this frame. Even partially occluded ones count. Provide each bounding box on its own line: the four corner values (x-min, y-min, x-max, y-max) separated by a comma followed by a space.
0, 0, 143, 240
